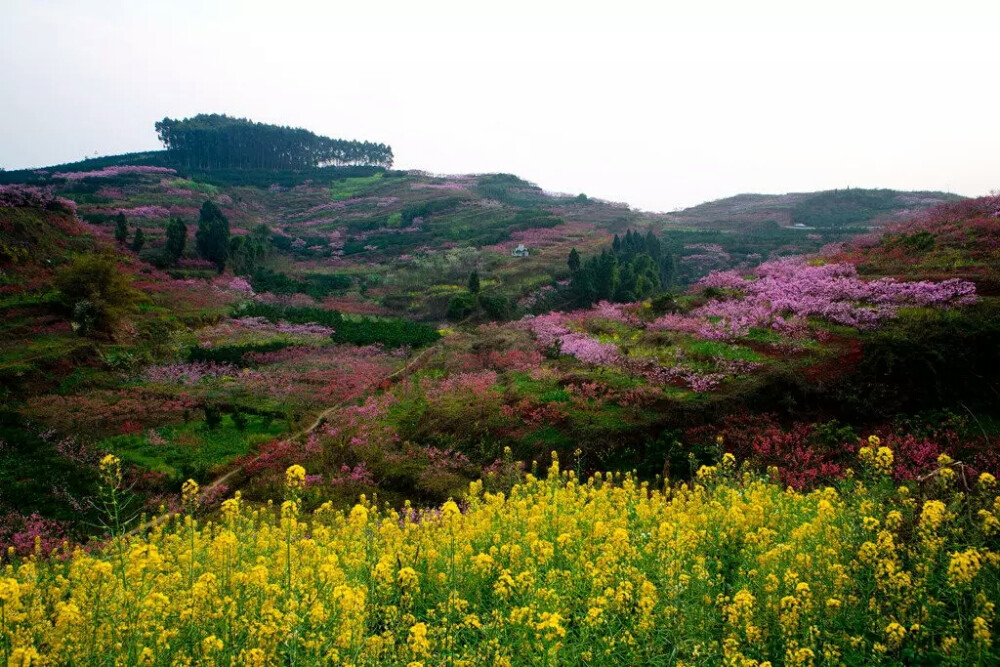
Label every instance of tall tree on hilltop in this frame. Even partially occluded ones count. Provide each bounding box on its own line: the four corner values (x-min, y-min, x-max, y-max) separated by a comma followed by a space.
155, 114, 394, 169
165, 217, 187, 265
195, 200, 230, 272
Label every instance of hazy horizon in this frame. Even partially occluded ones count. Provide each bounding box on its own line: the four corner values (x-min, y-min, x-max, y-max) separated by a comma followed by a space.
2, 0, 998, 212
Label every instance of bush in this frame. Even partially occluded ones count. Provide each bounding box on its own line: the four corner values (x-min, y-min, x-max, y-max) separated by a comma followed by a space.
250, 268, 351, 299
203, 404, 222, 430
188, 340, 292, 367
477, 293, 516, 321
54, 252, 138, 337
235, 302, 440, 348
447, 294, 477, 321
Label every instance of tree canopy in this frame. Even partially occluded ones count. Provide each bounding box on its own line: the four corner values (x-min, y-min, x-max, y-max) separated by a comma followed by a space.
164, 217, 187, 265
195, 200, 230, 271
154, 114, 393, 170
568, 229, 678, 307
55, 252, 138, 337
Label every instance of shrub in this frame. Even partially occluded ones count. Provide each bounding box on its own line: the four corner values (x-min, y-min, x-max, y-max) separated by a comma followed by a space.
447, 293, 477, 321
54, 252, 138, 337
203, 404, 222, 430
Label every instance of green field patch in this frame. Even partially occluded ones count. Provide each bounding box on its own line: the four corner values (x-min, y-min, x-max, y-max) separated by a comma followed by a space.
684, 339, 764, 362
167, 178, 219, 195
103, 415, 286, 481
328, 173, 384, 200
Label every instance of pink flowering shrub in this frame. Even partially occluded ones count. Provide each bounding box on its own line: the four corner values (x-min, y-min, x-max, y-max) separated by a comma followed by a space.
113, 205, 170, 219
143, 362, 239, 385
25, 390, 200, 437
52, 165, 176, 180
684, 414, 1000, 490
0, 184, 77, 214
0, 512, 72, 558
690, 257, 976, 338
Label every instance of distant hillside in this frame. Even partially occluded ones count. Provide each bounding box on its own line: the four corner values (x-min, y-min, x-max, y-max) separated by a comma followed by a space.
0, 137, 969, 320
670, 188, 962, 230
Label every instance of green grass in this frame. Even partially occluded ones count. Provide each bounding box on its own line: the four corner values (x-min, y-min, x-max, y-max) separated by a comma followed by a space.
328, 174, 384, 200
102, 415, 287, 481
684, 339, 764, 362
166, 178, 220, 195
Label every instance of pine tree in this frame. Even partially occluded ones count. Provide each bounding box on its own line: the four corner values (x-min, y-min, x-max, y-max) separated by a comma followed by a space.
568, 248, 581, 273
130, 227, 145, 253
230, 224, 271, 275
195, 201, 230, 272
114, 213, 129, 245
165, 218, 187, 265
467, 270, 481, 294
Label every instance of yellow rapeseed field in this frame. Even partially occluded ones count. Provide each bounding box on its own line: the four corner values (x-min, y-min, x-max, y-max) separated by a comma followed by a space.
1, 447, 998, 665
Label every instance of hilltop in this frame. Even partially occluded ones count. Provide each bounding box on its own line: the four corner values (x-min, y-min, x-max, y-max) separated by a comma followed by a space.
669, 188, 960, 230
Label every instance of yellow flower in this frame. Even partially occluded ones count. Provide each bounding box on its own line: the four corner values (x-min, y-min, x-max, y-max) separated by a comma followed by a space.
947, 549, 983, 587
973, 617, 992, 647
868, 435, 881, 447
885, 622, 906, 649
535, 612, 567, 639
99, 453, 122, 486
181, 478, 200, 506
979, 509, 1000, 535
874, 447, 894, 475
348, 504, 369, 526
408, 622, 431, 657
979, 472, 997, 491
285, 464, 306, 492
6, 648, 42, 667
441, 500, 461, 519
919, 500, 947, 531
696, 465, 718, 481
201, 635, 224, 654
398, 567, 420, 589
221, 493, 241, 521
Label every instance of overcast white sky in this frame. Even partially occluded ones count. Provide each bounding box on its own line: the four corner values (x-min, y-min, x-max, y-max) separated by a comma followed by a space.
1, 0, 998, 211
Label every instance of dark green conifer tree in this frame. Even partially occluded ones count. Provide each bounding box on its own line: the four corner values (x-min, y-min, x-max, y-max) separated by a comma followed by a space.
195, 201, 230, 272
130, 227, 145, 253
164, 217, 187, 265
114, 213, 129, 245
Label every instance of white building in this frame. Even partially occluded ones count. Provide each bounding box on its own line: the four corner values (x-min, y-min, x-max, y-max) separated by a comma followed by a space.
511, 244, 529, 257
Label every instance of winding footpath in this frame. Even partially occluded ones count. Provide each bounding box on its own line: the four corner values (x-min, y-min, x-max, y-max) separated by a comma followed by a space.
129, 342, 438, 535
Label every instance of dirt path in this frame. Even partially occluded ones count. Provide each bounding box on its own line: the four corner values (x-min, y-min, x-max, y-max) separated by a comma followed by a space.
290, 344, 435, 440
129, 342, 438, 535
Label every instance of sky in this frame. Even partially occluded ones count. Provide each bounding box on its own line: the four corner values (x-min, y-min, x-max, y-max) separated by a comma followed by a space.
1, 0, 998, 212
